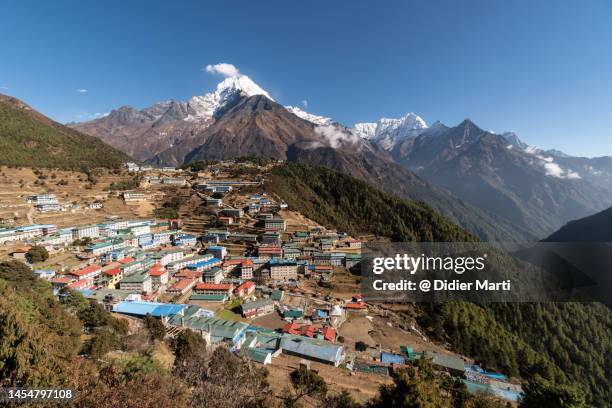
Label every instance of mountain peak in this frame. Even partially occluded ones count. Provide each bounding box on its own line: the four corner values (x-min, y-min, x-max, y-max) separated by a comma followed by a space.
353, 112, 428, 150
215, 75, 272, 101
187, 74, 272, 120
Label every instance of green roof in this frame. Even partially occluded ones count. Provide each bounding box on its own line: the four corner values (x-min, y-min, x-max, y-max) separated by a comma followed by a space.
241, 298, 274, 311
246, 348, 271, 363
191, 293, 227, 301
271, 290, 284, 301
121, 271, 150, 284
283, 309, 303, 318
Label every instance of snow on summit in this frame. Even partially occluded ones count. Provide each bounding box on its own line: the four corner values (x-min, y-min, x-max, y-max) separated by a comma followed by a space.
188, 74, 273, 120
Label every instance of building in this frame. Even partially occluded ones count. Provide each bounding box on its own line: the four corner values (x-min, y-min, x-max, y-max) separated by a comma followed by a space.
206, 197, 223, 207
222, 208, 244, 218
148, 264, 169, 289
34, 269, 56, 280
280, 334, 345, 367
161, 177, 186, 186
240, 298, 275, 318
119, 271, 153, 294
166, 278, 196, 295
202, 267, 224, 284
235, 281, 256, 298
207, 245, 227, 260
151, 248, 184, 266
258, 245, 282, 258
194, 282, 233, 297
261, 232, 281, 246
68, 264, 102, 281
101, 267, 123, 288
123, 192, 147, 202
166, 254, 213, 273
72, 225, 100, 240
240, 259, 254, 279
264, 218, 286, 232
218, 216, 233, 225
269, 259, 298, 280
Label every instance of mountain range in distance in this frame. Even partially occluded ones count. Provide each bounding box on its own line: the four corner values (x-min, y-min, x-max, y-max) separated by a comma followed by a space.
51, 74, 612, 239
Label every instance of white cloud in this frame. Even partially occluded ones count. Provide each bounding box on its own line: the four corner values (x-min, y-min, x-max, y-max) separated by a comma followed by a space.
302, 99, 308, 108
0, 85, 8, 90
205, 63, 241, 78
76, 89, 88, 93
536, 154, 581, 179
314, 125, 361, 149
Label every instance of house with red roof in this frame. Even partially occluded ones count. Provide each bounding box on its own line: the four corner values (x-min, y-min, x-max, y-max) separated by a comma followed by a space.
148, 264, 169, 288
240, 259, 254, 279
68, 264, 102, 281
166, 278, 196, 295
235, 281, 256, 298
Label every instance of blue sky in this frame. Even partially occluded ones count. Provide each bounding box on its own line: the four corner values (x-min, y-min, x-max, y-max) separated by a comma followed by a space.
1, 0, 611, 156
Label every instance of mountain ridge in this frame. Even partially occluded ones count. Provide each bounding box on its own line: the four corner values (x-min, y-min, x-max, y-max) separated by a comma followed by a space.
0, 93, 130, 169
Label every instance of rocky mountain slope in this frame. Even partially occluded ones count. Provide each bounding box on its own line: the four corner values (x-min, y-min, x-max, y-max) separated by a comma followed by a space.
70, 75, 271, 161
390, 119, 612, 237
0, 94, 129, 169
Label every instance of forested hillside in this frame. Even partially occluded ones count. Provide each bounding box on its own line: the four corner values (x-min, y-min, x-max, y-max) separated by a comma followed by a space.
266, 163, 476, 242
268, 162, 610, 407
0, 94, 130, 169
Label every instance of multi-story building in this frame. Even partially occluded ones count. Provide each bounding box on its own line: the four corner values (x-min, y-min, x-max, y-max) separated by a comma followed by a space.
240, 298, 275, 318
240, 259, 254, 280
119, 271, 152, 294
72, 225, 100, 240
269, 259, 298, 281
202, 267, 224, 284
264, 218, 286, 232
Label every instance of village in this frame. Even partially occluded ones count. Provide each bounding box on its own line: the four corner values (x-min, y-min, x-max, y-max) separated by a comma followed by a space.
0, 160, 522, 404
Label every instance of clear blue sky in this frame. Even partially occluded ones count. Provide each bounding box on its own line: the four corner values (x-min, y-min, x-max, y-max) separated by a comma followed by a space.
1, 0, 611, 156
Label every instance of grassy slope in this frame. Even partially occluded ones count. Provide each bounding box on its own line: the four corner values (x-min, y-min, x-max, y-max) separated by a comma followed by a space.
268, 162, 611, 407
0, 95, 130, 169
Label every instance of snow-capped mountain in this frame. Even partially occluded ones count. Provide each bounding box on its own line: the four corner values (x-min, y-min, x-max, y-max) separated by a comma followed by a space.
187, 75, 273, 120
285, 106, 333, 126
352, 113, 428, 150
70, 74, 274, 160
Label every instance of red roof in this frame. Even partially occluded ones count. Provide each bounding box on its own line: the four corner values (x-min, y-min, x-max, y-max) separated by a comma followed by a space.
104, 267, 121, 276
236, 281, 255, 292
282, 323, 320, 338
241, 259, 254, 268
345, 301, 367, 310
149, 264, 166, 276
175, 269, 202, 279
70, 264, 102, 276
258, 246, 282, 254
315, 265, 333, 270
51, 277, 73, 284
195, 283, 233, 291
321, 326, 336, 341
102, 261, 121, 270
68, 279, 91, 289
118, 257, 135, 264
223, 259, 243, 266
168, 278, 195, 291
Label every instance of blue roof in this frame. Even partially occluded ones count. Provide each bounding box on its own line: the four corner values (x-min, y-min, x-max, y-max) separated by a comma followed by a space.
188, 257, 221, 268
113, 301, 187, 317
380, 352, 405, 365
